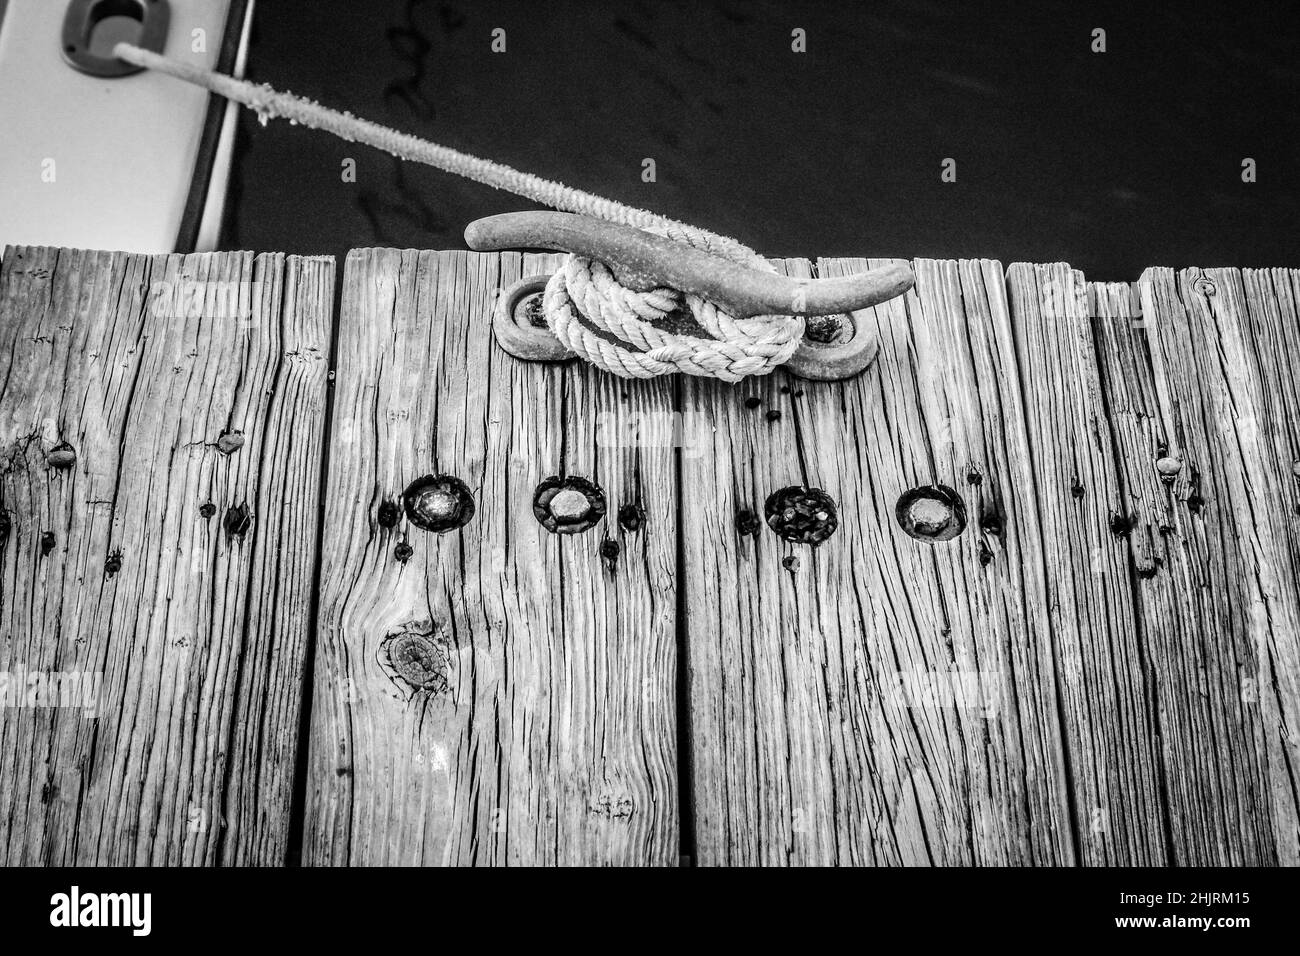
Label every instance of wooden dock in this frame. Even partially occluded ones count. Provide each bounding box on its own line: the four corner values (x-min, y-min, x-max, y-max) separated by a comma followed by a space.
2, 245, 1297, 866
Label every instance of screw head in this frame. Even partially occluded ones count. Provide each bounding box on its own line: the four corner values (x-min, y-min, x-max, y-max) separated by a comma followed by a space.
1156, 456, 1182, 477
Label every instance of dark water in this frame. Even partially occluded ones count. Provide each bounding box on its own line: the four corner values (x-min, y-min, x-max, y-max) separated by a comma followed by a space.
225, 0, 1300, 279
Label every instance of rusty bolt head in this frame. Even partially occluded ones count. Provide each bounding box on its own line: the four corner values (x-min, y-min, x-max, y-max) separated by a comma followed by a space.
516, 292, 549, 329
216, 431, 245, 455
1156, 456, 1182, 478
896, 485, 967, 542
764, 486, 839, 545
804, 314, 847, 344
403, 474, 475, 533
534, 476, 606, 534
47, 442, 76, 469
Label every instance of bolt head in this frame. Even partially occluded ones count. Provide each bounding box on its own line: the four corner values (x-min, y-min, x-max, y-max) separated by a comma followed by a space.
803, 313, 849, 345
533, 476, 606, 534
549, 488, 591, 521
403, 475, 475, 533
515, 292, 548, 329
896, 485, 967, 542
764, 486, 839, 545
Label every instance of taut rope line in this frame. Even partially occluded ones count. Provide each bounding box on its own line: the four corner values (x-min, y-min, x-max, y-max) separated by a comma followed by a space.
114, 42, 805, 381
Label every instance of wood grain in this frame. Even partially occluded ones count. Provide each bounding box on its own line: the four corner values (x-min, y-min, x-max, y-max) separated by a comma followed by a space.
5, 244, 1296, 868
1113, 267, 1300, 865
303, 249, 678, 866
0, 246, 332, 865
682, 258, 1076, 865
1006, 266, 1168, 865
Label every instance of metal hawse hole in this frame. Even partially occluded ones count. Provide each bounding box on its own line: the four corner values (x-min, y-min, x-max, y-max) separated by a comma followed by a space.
62, 0, 170, 78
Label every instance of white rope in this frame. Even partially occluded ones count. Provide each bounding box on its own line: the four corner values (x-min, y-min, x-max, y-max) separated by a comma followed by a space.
114, 42, 805, 381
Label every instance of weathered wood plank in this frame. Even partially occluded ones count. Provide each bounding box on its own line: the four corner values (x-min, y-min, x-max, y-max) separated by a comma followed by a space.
304, 249, 678, 866
1105, 267, 1300, 865
683, 258, 1075, 865
1005, 266, 1168, 865
0, 246, 332, 865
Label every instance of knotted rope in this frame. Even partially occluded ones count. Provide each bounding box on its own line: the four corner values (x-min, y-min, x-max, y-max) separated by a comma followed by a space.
114, 43, 804, 382
544, 235, 803, 381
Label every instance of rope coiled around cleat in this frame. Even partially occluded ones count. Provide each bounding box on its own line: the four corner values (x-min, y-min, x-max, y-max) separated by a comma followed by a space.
544, 230, 805, 382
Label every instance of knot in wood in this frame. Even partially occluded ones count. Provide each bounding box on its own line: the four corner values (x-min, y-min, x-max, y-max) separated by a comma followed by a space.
377, 499, 401, 527
224, 502, 252, 538
896, 486, 967, 542
617, 503, 645, 532
735, 508, 762, 537
382, 622, 450, 693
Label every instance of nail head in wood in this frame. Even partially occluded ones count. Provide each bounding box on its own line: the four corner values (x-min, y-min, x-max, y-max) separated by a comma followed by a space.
47, 442, 77, 469
217, 431, 245, 455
